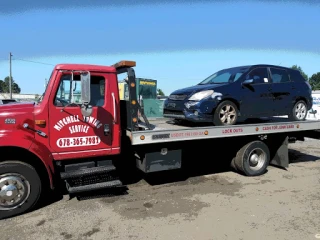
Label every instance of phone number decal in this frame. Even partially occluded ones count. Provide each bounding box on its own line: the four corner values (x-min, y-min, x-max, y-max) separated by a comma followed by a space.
56, 136, 101, 148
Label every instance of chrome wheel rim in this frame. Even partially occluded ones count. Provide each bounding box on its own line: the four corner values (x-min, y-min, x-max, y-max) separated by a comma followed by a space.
219, 104, 236, 124
295, 102, 307, 120
248, 148, 266, 171
0, 173, 30, 210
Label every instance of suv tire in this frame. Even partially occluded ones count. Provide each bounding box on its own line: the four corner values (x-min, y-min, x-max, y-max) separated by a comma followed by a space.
288, 100, 308, 121
213, 100, 238, 126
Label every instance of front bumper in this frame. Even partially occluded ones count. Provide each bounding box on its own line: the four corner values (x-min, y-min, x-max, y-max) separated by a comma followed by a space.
163, 98, 218, 122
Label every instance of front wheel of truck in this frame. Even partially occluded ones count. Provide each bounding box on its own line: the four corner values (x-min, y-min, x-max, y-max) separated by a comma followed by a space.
0, 161, 42, 220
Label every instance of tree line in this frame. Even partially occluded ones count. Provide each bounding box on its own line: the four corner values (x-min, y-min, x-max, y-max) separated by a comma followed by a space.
0, 76, 21, 94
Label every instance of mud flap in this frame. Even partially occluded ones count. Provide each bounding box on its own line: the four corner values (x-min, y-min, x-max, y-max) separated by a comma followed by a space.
269, 136, 289, 169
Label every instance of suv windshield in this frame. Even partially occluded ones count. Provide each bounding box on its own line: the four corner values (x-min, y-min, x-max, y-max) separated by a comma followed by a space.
198, 67, 249, 85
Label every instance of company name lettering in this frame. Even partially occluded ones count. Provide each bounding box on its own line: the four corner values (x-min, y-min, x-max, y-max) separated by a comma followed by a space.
140, 81, 156, 86
54, 115, 103, 134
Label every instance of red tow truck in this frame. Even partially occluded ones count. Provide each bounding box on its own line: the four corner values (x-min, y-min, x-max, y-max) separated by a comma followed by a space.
0, 60, 319, 220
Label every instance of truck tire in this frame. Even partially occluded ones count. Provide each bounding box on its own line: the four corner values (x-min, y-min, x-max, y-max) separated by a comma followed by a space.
234, 141, 270, 176
288, 100, 308, 121
213, 100, 238, 126
0, 161, 42, 220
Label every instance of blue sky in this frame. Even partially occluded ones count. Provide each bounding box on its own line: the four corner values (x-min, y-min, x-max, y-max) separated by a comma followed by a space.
0, 1, 320, 95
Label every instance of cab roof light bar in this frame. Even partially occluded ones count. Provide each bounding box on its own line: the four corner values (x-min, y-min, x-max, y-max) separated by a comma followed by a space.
112, 60, 136, 70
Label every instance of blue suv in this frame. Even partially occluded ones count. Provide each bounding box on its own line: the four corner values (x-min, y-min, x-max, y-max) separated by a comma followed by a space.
163, 64, 313, 126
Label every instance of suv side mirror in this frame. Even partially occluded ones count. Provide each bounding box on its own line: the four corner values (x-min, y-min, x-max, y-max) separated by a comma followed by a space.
242, 79, 254, 86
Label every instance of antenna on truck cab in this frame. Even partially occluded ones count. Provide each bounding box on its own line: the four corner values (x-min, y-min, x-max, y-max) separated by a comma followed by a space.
113, 60, 152, 131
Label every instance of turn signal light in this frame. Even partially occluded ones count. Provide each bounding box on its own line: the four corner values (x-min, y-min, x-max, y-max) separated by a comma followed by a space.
35, 120, 46, 125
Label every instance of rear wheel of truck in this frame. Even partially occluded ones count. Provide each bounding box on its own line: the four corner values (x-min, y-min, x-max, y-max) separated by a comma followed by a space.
233, 141, 270, 176
0, 161, 42, 220
213, 100, 238, 126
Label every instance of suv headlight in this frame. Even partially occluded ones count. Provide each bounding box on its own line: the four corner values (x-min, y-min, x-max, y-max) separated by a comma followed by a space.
188, 90, 214, 101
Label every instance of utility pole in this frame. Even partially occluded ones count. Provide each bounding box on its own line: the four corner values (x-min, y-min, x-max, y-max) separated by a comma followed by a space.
9, 52, 12, 99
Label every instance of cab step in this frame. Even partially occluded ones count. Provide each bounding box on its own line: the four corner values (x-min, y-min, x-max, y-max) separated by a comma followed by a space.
60, 165, 116, 180
60, 161, 127, 197
67, 180, 123, 194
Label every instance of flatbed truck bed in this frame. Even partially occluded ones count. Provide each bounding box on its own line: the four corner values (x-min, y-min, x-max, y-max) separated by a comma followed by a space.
128, 117, 320, 145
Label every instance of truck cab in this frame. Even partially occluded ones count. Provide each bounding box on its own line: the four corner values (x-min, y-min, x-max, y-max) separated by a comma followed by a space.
34, 63, 123, 160
0, 60, 137, 220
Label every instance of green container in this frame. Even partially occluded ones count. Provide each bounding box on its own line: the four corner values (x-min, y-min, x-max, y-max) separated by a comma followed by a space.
142, 99, 165, 118
136, 78, 157, 100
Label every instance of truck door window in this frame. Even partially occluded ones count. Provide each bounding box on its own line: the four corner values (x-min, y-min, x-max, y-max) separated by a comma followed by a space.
54, 74, 106, 107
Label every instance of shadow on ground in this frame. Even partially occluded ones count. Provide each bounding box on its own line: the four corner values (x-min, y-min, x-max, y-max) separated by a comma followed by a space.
288, 149, 320, 163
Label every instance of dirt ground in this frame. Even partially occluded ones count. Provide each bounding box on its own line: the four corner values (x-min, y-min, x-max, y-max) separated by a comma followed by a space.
1, 138, 320, 240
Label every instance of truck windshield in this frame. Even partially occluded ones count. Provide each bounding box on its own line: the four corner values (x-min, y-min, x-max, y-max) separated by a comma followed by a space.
198, 67, 249, 85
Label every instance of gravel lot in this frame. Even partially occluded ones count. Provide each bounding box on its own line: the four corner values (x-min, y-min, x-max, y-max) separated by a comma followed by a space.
1, 138, 320, 240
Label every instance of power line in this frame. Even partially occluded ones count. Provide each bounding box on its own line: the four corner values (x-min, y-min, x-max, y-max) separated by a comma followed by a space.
13, 58, 55, 66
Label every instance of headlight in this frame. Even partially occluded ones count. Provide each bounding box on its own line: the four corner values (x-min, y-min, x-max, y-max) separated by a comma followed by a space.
188, 90, 214, 101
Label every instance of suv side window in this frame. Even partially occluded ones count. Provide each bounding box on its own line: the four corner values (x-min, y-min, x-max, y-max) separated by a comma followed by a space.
54, 74, 106, 107
246, 67, 269, 84
270, 68, 290, 83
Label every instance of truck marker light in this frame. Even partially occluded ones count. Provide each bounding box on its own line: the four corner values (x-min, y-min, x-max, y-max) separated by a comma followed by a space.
140, 135, 145, 140
256, 127, 259, 131
132, 100, 136, 105
131, 83, 135, 87
204, 131, 208, 135
133, 118, 137, 123
35, 120, 46, 125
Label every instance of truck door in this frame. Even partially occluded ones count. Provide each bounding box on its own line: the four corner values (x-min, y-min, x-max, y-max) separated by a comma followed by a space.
48, 71, 114, 158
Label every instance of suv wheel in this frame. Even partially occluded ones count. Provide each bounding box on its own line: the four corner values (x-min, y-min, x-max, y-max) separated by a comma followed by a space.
213, 100, 238, 126
288, 100, 308, 121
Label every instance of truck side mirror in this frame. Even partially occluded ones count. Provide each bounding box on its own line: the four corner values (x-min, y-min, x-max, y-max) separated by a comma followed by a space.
80, 71, 92, 117
81, 71, 91, 105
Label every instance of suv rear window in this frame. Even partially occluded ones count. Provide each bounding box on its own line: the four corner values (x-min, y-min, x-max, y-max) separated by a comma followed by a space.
289, 69, 307, 82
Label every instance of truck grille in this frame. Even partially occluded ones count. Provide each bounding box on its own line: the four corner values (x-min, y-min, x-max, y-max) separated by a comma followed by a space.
168, 94, 187, 101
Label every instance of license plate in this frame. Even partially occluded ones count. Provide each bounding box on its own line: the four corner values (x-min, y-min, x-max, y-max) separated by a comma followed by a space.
167, 103, 176, 108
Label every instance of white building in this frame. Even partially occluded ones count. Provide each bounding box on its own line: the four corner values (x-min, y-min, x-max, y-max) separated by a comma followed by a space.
0, 93, 38, 102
